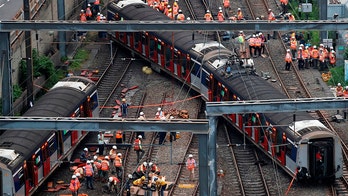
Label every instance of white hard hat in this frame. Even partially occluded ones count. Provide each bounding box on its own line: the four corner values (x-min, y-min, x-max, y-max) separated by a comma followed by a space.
72, 175, 76, 179
122, 98, 126, 102
88, 4, 91, 6
87, 160, 91, 164
268, 9, 271, 11
332, 50, 335, 53
252, 34, 256, 38
105, 156, 109, 160
75, 173, 81, 177
346, 86, 348, 90
189, 154, 193, 158
84, 148, 88, 151
207, 10, 210, 13
158, 107, 161, 111
187, 17, 191, 20
179, 9, 182, 13
140, 112, 144, 116
117, 153, 122, 157
238, 8, 241, 10
109, 177, 114, 182
313, 45, 317, 49
97, 12, 101, 15
143, 162, 148, 166
299, 47, 302, 50
93, 155, 98, 160
219, 7, 222, 10
149, 162, 153, 166
138, 135, 143, 139
113, 145, 117, 149
90, 160, 94, 163
338, 83, 341, 86
287, 49, 290, 52
81, 9, 84, 12
128, 174, 133, 178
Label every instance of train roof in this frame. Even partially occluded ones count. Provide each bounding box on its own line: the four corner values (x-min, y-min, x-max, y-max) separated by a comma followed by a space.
108, 1, 210, 52
0, 77, 97, 169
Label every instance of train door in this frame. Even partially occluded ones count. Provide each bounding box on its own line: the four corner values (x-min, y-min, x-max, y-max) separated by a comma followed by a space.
12, 167, 25, 195
48, 133, 58, 170
309, 139, 334, 180
127, 32, 134, 48
24, 161, 33, 195
149, 35, 158, 63
164, 43, 173, 72
32, 148, 43, 184
71, 110, 80, 146
173, 50, 180, 76
200, 69, 210, 99
134, 32, 142, 53
41, 141, 50, 177
143, 33, 149, 57
190, 61, 201, 90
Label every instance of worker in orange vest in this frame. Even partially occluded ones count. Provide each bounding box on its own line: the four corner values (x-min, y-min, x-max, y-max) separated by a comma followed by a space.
329, 50, 336, 67
114, 153, 123, 179
287, 13, 295, 21
297, 47, 305, 70
280, 0, 288, 14
109, 145, 117, 166
217, 10, 225, 21
164, 5, 171, 15
248, 34, 256, 58
204, 10, 213, 21
116, 130, 123, 144
86, 4, 93, 20
303, 46, 310, 69
158, 0, 166, 12
94, 0, 100, 13
268, 9, 275, 21
80, 10, 87, 22
311, 45, 319, 69
237, 8, 243, 20
84, 161, 95, 190
134, 162, 148, 179
318, 48, 326, 71
167, 8, 174, 19
100, 156, 110, 182
223, 0, 230, 10
285, 49, 292, 71
254, 34, 262, 57
186, 154, 196, 181
149, 162, 161, 175
172, 0, 179, 16
176, 9, 185, 21
336, 83, 344, 97
108, 176, 121, 193
290, 36, 297, 59
69, 175, 81, 196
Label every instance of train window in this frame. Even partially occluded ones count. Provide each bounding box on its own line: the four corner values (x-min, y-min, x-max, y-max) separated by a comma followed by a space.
174, 51, 180, 65
201, 70, 209, 88
142, 33, 148, 45
90, 92, 98, 111
134, 33, 141, 48
149, 39, 156, 54
165, 46, 171, 68
181, 55, 187, 76
13, 167, 25, 191
192, 63, 200, 77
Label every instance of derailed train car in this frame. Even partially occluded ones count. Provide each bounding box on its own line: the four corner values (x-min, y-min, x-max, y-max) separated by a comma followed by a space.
0, 76, 99, 195
106, 0, 342, 182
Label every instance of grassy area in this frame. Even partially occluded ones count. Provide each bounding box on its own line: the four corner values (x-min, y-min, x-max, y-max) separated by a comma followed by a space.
69, 49, 90, 70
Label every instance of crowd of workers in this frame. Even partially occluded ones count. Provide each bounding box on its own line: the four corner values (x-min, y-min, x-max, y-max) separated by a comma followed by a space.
70, 140, 197, 195
284, 34, 337, 71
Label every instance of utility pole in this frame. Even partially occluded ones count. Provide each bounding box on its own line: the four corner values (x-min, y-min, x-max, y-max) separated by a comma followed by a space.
24, 0, 33, 109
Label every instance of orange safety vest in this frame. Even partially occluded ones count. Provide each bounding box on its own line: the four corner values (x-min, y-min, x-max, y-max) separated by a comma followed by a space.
177, 13, 185, 21
96, 15, 101, 22
69, 179, 80, 192
151, 165, 160, 173
159, 2, 165, 11
217, 12, 224, 21
86, 8, 92, 17
80, 13, 87, 22
288, 15, 295, 21
109, 149, 117, 159
95, 161, 101, 169
167, 11, 173, 19
280, 0, 288, 4
297, 50, 304, 59
268, 12, 275, 21
329, 53, 336, 64
101, 160, 109, 171
114, 157, 122, 167
110, 176, 120, 184
85, 164, 93, 177
319, 53, 325, 62
285, 53, 292, 63
204, 13, 212, 21
311, 49, 319, 59
248, 37, 255, 46
303, 49, 309, 59
254, 37, 261, 47
223, 0, 230, 8
186, 159, 195, 170
237, 11, 243, 20
290, 40, 297, 50
116, 131, 123, 139
137, 165, 146, 173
